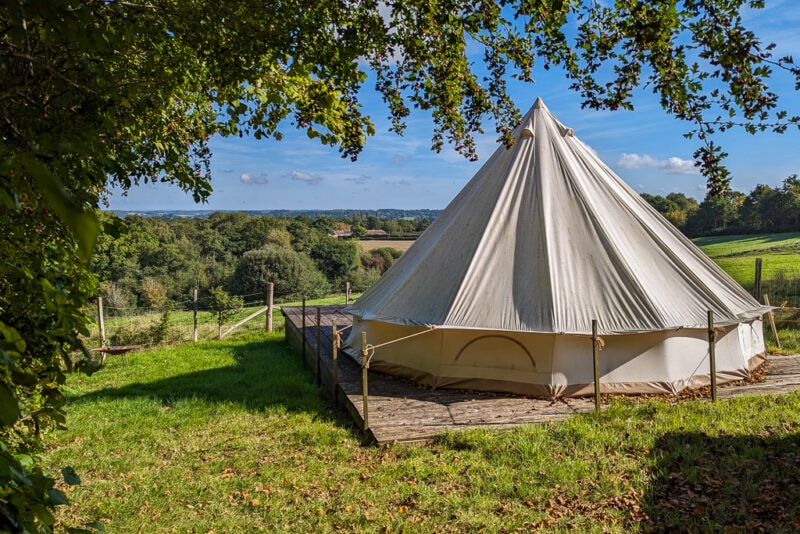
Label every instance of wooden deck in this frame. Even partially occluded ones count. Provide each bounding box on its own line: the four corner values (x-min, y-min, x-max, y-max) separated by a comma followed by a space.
282, 306, 800, 444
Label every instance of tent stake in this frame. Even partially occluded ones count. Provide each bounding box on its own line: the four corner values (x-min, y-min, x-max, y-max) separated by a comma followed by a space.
361, 331, 369, 432
592, 320, 601, 412
707, 310, 717, 402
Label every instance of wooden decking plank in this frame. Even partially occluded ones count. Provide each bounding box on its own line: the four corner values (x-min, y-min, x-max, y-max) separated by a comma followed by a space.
282, 306, 800, 444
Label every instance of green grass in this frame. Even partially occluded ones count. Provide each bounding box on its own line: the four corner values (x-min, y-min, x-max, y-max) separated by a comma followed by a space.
712, 254, 800, 288
47, 334, 800, 533
694, 231, 800, 258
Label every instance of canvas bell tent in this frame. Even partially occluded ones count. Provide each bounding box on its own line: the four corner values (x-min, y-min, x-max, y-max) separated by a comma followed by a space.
344, 98, 768, 397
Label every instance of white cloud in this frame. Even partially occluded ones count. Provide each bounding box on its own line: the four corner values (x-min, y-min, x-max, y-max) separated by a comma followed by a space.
617, 153, 698, 175
345, 175, 373, 185
240, 172, 268, 184
290, 170, 323, 185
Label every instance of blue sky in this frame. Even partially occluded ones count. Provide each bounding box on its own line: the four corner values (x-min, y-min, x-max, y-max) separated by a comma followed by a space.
109, 2, 800, 211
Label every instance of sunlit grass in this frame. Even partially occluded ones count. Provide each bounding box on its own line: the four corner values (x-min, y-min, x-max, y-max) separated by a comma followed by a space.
48, 338, 800, 533
694, 231, 800, 258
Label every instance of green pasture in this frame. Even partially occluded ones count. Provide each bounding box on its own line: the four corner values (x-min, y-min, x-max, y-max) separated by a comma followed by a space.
48, 329, 800, 533
694, 231, 800, 258
695, 233, 800, 306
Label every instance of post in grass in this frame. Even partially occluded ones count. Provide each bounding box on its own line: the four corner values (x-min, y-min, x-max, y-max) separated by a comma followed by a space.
592, 319, 601, 412
707, 310, 718, 402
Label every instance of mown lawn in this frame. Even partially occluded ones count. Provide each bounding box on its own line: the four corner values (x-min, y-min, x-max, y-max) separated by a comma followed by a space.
48, 329, 800, 533
694, 231, 800, 258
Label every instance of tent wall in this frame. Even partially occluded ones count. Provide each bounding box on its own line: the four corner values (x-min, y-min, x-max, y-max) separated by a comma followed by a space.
345, 318, 765, 397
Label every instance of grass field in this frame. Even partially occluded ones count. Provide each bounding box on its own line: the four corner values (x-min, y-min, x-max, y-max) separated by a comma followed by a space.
357, 239, 416, 252
694, 231, 800, 258
48, 327, 800, 533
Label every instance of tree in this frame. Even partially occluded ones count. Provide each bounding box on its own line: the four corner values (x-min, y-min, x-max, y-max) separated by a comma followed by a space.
2, 1, 799, 529
350, 224, 368, 239
685, 191, 746, 236
229, 246, 329, 300
739, 184, 779, 232
310, 237, 359, 283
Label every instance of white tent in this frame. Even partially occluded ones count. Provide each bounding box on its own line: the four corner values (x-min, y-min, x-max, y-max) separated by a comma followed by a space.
344, 98, 768, 397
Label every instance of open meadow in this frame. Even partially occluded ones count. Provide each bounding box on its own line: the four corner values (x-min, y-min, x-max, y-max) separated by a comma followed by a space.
45, 233, 800, 532
357, 239, 416, 253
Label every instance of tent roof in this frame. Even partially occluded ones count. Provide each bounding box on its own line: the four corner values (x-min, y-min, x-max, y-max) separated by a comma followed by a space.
347, 98, 767, 335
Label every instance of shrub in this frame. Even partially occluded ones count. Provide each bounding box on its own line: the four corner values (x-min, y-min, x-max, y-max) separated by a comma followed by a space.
230, 246, 330, 300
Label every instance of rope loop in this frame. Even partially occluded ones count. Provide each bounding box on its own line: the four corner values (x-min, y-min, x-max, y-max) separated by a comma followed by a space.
593, 336, 605, 351
333, 329, 342, 349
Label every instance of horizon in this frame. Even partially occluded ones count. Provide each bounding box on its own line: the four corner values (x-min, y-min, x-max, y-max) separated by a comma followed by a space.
107, 1, 800, 212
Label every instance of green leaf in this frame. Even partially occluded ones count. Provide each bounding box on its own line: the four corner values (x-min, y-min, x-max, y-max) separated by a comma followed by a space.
0, 383, 20, 427
20, 154, 98, 261
0, 321, 26, 352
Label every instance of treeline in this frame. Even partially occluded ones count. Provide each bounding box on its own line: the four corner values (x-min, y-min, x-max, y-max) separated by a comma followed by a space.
642, 175, 800, 237
92, 211, 422, 311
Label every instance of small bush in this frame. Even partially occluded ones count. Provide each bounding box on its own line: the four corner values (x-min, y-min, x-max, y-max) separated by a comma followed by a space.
109, 311, 172, 346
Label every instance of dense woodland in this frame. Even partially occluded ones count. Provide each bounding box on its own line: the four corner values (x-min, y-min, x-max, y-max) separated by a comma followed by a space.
93, 212, 429, 311
642, 175, 800, 236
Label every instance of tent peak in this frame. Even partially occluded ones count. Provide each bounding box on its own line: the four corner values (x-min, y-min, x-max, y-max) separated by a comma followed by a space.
532, 97, 546, 109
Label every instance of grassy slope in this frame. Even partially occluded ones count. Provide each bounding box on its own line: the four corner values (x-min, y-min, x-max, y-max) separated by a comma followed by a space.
48, 331, 800, 533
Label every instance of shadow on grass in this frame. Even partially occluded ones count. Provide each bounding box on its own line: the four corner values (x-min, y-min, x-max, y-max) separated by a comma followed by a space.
642, 430, 800, 532
73, 337, 356, 432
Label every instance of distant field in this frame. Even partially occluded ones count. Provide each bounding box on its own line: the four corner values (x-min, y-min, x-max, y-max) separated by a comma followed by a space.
357, 239, 416, 252
694, 231, 800, 258
695, 232, 800, 306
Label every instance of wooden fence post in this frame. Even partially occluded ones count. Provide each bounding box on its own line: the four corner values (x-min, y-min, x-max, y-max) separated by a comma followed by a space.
316, 307, 321, 385
97, 297, 106, 347
266, 282, 274, 333
302, 298, 306, 361
592, 319, 601, 412
754, 258, 763, 300
707, 310, 717, 402
332, 319, 339, 403
193, 288, 198, 342
763, 294, 781, 350
346, 282, 351, 305
361, 331, 369, 432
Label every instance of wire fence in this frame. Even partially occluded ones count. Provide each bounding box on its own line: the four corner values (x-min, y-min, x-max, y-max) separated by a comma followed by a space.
85, 284, 355, 349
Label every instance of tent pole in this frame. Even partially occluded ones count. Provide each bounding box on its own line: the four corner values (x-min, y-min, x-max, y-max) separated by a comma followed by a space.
592, 320, 600, 412
361, 331, 369, 433
707, 310, 717, 402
